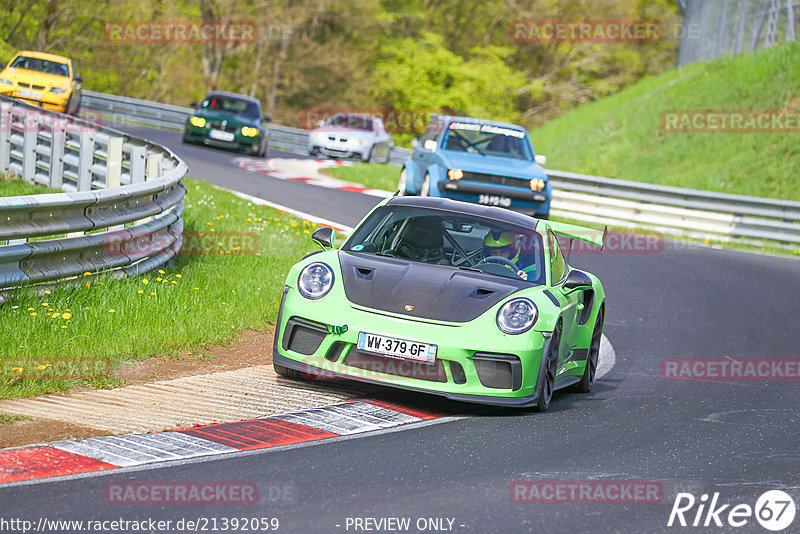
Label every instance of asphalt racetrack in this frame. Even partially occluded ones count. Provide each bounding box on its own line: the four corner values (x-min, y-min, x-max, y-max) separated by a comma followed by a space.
3, 124, 800, 533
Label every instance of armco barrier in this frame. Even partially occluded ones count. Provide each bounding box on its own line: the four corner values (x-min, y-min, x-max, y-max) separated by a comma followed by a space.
0, 94, 187, 290
82, 90, 800, 248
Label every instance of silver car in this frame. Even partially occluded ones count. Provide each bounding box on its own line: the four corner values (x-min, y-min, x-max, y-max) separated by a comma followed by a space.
308, 113, 394, 163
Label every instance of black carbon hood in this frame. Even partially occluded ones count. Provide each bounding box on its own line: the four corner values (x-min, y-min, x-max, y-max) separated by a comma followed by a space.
338, 252, 527, 322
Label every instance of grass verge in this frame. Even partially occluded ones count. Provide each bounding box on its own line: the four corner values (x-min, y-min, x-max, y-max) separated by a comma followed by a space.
0, 176, 61, 196
326, 163, 399, 192
529, 42, 800, 200
0, 178, 331, 400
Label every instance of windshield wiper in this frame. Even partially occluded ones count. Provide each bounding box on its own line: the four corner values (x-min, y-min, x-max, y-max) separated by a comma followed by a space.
457, 265, 482, 273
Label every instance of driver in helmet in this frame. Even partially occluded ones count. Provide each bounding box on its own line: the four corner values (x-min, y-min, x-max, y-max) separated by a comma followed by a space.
482, 230, 529, 280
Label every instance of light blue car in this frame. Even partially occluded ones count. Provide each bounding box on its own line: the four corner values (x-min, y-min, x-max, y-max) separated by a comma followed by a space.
398, 115, 551, 219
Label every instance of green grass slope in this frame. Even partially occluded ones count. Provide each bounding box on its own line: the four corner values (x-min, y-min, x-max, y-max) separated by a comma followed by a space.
530, 42, 800, 200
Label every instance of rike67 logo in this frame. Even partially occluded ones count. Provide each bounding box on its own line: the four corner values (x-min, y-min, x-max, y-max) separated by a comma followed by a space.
668, 490, 796, 531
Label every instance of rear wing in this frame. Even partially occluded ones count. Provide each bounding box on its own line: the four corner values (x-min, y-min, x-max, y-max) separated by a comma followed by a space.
547, 220, 607, 250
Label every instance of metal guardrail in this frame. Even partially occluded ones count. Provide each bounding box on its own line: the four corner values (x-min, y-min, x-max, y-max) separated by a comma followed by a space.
82, 90, 800, 248
0, 94, 187, 289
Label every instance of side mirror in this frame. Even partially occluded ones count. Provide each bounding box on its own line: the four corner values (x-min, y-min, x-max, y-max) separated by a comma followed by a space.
562, 269, 592, 292
410, 138, 419, 148
312, 227, 335, 250
535, 154, 547, 166
74, 75, 83, 83
0, 63, 6, 70
316, 120, 325, 128
423, 139, 437, 151
190, 101, 198, 108
263, 115, 272, 122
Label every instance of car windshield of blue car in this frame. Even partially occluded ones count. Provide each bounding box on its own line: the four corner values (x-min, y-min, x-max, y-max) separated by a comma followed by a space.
327, 113, 373, 131
10, 56, 69, 77
201, 96, 260, 119
343, 206, 545, 285
443, 122, 532, 160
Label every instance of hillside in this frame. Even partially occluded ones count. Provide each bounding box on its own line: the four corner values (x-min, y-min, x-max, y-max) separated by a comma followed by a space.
530, 42, 800, 200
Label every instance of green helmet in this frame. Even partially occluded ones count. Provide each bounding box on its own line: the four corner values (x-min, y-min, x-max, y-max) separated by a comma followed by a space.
483, 231, 521, 263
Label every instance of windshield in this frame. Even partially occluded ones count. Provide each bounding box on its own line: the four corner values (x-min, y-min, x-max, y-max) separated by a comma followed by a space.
201, 95, 260, 119
343, 205, 545, 284
443, 121, 532, 160
327, 113, 373, 131
9, 56, 70, 77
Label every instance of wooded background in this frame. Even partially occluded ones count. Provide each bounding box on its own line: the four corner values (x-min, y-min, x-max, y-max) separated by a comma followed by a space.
1, 0, 680, 135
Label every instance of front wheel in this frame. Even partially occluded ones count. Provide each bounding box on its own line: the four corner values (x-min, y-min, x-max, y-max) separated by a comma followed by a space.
364, 146, 376, 163
420, 173, 431, 196
575, 308, 604, 393
397, 168, 410, 196
535, 324, 560, 412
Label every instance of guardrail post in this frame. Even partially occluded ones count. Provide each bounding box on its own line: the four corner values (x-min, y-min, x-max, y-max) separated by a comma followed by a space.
130, 145, 146, 183
106, 137, 123, 189
21, 111, 37, 183
0, 103, 10, 172
146, 152, 163, 181
49, 121, 66, 189
77, 130, 96, 191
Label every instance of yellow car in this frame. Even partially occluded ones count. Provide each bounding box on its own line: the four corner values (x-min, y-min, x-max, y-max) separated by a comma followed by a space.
0, 50, 82, 114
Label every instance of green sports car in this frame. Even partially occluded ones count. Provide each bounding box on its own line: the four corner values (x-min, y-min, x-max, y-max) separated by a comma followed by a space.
273, 196, 606, 410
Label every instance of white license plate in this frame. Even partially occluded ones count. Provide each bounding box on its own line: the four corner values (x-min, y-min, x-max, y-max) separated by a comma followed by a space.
357, 332, 437, 364
478, 194, 511, 207
209, 129, 235, 142
18, 89, 41, 99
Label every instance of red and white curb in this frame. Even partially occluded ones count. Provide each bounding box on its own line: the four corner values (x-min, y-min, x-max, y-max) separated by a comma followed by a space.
235, 157, 393, 198
0, 400, 439, 485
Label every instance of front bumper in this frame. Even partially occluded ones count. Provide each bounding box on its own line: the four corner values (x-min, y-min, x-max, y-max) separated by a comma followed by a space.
308, 140, 368, 160
184, 126, 260, 153
437, 180, 552, 215
274, 285, 550, 407
1, 89, 68, 112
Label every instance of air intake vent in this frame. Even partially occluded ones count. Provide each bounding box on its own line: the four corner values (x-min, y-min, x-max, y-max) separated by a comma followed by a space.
281, 317, 328, 356
355, 266, 374, 279
469, 353, 522, 390
469, 287, 495, 299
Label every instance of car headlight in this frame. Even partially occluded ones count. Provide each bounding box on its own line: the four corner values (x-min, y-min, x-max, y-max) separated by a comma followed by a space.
241, 126, 259, 137
0, 77, 14, 85
189, 116, 206, 128
351, 139, 361, 146
50, 87, 68, 94
448, 168, 463, 181
298, 262, 334, 299
496, 298, 538, 335
530, 178, 546, 192
313, 132, 326, 141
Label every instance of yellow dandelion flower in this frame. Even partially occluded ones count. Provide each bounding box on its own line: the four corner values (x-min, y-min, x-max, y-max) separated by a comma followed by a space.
156, 277, 162, 282
175, 274, 182, 278
210, 228, 215, 232
65, 308, 71, 312
304, 229, 310, 234
137, 289, 144, 294
11, 366, 23, 373
30, 312, 37, 316
290, 221, 298, 227
142, 279, 149, 285
108, 309, 115, 313
83, 271, 92, 276
171, 281, 177, 285
44, 289, 51, 294
247, 217, 252, 222
86, 282, 91, 288
37, 364, 50, 370
27, 307, 34, 311
61, 325, 67, 329
150, 292, 156, 295
41, 302, 49, 307
52, 312, 61, 318
61, 313, 72, 319
158, 269, 165, 274
193, 287, 199, 290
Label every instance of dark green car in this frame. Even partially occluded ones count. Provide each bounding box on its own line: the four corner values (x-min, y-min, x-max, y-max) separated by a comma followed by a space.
183, 91, 271, 157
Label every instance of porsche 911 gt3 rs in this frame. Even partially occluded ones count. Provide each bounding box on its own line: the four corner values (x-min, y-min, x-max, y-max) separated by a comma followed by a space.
273, 196, 606, 410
